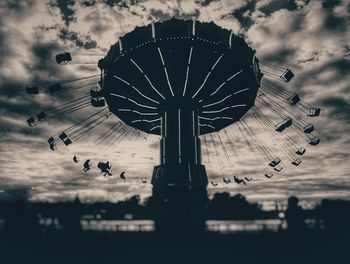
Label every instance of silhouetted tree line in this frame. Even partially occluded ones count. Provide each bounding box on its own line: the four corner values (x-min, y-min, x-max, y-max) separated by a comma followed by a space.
208, 193, 262, 220
0, 192, 349, 234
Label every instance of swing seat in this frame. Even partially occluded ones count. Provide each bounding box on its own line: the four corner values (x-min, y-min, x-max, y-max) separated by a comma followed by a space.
27, 117, 36, 127
309, 137, 320, 146
287, 93, 300, 105
274, 117, 292, 132
49, 142, 57, 151
307, 107, 321, 117
269, 157, 281, 167
48, 137, 56, 151
90, 89, 104, 98
49, 83, 62, 94
27, 112, 46, 127
98, 58, 107, 70
280, 69, 294, 82
291, 158, 302, 166
91, 98, 106, 107
37, 112, 47, 121
59, 132, 72, 146
56, 52, 72, 65
264, 172, 273, 178
25, 86, 39, 94
223, 178, 231, 184
274, 165, 283, 172
296, 146, 306, 155
303, 124, 314, 133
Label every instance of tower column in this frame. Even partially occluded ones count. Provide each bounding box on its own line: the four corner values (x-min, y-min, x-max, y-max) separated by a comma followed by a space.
160, 109, 200, 165
152, 107, 208, 231
152, 108, 207, 187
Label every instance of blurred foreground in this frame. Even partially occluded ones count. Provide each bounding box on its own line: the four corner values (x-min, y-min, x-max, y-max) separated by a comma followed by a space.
0, 191, 349, 263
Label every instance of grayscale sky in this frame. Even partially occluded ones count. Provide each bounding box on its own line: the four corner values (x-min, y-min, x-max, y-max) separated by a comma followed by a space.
0, 0, 349, 208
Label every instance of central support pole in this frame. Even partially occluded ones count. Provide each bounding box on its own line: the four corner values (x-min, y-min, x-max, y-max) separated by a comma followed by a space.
151, 100, 208, 231
151, 107, 208, 187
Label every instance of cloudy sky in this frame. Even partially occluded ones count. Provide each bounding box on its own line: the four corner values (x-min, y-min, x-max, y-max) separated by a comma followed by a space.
0, 0, 349, 208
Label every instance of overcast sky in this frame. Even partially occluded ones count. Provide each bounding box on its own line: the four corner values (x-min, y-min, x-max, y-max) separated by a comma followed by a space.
0, 0, 349, 208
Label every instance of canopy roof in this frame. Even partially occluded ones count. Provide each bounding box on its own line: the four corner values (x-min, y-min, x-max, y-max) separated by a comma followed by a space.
100, 18, 262, 135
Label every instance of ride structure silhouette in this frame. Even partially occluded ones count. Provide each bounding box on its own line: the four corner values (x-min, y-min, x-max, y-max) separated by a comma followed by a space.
25, 18, 323, 207
97, 18, 262, 189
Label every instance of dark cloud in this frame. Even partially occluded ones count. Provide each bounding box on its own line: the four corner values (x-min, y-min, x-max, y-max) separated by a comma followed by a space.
298, 59, 350, 86
259, 0, 298, 16
58, 28, 97, 49
77, 65, 100, 72
263, 47, 297, 64
322, 0, 342, 8
233, 0, 308, 30
102, 0, 123, 7
0, 0, 37, 18
50, 0, 77, 26
148, 7, 199, 21
83, 9, 114, 35
31, 42, 60, 73
149, 8, 174, 21
232, 0, 256, 29
79, 0, 96, 7
0, 22, 11, 66
323, 11, 348, 32
196, 0, 219, 7
327, 59, 350, 77
321, 97, 350, 121
83, 0, 140, 8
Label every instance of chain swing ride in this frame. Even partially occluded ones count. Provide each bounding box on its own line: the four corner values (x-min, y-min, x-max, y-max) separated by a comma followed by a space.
25, 18, 322, 187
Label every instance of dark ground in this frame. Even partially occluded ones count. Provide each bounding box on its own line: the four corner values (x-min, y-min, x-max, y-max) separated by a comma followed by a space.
0, 191, 349, 264
0, 230, 348, 264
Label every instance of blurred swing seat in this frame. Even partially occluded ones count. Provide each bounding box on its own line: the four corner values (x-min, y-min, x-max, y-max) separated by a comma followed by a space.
269, 157, 281, 167
91, 98, 106, 107
56, 52, 72, 65
48, 137, 57, 151
296, 146, 306, 155
27, 117, 36, 127
309, 137, 320, 146
303, 123, 314, 133
307, 107, 321, 117
223, 177, 231, 184
287, 93, 300, 105
49, 83, 62, 94
280, 69, 294, 82
274, 117, 292, 132
273, 165, 283, 172
264, 172, 273, 178
291, 158, 302, 166
27, 112, 46, 127
90, 89, 104, 98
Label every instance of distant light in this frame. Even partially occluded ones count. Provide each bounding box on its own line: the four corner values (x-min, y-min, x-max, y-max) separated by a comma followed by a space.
124, 213, 133, 220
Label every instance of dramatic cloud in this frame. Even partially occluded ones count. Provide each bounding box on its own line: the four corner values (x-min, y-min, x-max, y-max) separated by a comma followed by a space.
58, 28, 98, 49
0, 0, 349, 206
49, 0, 77, 26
